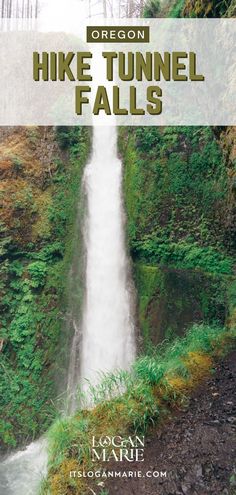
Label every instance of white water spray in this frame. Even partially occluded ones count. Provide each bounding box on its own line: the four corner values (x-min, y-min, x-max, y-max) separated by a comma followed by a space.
67, 124, 136, 409
0, 439, 47, 495
80, 125, 135, 386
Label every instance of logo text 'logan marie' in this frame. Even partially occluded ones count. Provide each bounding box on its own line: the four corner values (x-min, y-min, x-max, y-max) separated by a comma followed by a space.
91, 436, 145, 462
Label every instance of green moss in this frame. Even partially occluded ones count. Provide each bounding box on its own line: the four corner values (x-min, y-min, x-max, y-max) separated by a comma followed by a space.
135, 264, 164, 347
143, 0, 185, 18
119, 125, 235, 347
120, 126, 233, 274
134, 262, 228, 348
143, 0, 160, 17
0, 127, 91, 448
143, 0, 236, 18
182, 0, 236, 18
169, 0, 185, 17
228, 280, 236, 309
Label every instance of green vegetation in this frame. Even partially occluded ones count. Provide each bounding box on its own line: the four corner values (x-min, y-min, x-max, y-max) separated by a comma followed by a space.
143, 0, 185, 18
0, 127, 90, 448
143, 0, 236, 18
43, 323, 236, 495
133, 241, 233, 274
182, 0, 236, 18
119, 125, 235, 346
143, 0, 160, 17
168, 0, 186, 17
135, 263, 228, 349
120, 126, 232, 273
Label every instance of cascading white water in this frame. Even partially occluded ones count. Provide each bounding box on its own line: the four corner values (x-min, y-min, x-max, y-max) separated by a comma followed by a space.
80, 125, 135, 387
0, 439, 47, 495
67, 124, 136, 409
0, 124, 136, 493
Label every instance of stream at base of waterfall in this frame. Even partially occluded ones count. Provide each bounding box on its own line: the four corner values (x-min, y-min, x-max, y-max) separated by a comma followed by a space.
0, 440, 47, 495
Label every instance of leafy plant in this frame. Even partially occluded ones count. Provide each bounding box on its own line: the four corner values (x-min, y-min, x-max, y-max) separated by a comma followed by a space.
28, 261, 47, 288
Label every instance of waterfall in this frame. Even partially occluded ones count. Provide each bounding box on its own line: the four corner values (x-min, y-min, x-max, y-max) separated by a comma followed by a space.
68, 124, 136, 407
0, 125, 136, 493
81, 125, 135, 384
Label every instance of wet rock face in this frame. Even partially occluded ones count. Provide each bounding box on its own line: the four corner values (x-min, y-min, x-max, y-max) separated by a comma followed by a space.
105, 351, 236, 495
121, 124, 235, 349
0, 126, 62, 246
135, 264, 227, 348
220, 127, 236, 254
